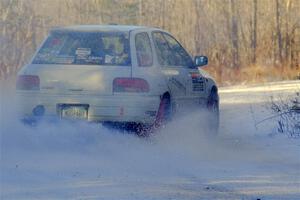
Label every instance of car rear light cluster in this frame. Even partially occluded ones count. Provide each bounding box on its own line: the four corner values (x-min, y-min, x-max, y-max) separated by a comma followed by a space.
113, 78, 149, 93
16, 75, 40, 90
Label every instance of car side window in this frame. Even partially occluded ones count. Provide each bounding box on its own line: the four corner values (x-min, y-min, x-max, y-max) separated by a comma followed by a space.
153, 32, 193, 67
135, 32, 153, 67
152, 32, 171, 66
162, 33, 194, 68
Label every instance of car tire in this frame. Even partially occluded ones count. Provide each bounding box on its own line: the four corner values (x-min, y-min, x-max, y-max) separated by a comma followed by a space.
137, 96, 171, 137
207, 90, 220, 136
154, 96, 171, 129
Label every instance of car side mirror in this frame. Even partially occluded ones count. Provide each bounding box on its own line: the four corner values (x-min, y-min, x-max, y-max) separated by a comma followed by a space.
194, 56, 208, 67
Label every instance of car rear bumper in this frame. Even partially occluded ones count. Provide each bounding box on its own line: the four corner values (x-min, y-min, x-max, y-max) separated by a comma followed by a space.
16, 92, 160, 125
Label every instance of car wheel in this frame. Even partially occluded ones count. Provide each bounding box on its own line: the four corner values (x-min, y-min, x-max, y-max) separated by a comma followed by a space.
154, 96, 171, 129
138, 96, 171, 137
207, 91, 220, 136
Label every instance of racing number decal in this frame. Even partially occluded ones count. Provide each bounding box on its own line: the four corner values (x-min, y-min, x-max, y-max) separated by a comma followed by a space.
190, 72, 205, 92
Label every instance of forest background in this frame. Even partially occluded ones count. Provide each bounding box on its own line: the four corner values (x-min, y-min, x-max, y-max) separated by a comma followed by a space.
1, 0, 299, 85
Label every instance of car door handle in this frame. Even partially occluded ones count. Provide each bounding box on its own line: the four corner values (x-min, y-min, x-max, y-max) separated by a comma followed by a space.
41, 86, 55, 90
68, 88, 84, 91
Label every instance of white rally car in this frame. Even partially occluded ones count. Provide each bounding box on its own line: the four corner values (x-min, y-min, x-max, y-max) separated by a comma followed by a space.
16, 25, 219, 133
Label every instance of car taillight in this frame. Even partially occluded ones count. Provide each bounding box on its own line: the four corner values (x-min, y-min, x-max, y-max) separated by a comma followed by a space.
113, 78, 149, 93
16, 75, 40, 90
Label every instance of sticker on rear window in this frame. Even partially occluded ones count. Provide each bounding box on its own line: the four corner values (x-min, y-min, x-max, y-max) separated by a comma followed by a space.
105, 55, 114, 64
75, 48, 91, 59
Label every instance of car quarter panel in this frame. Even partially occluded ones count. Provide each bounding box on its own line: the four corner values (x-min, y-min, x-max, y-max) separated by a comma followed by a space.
130, 29, 169, 97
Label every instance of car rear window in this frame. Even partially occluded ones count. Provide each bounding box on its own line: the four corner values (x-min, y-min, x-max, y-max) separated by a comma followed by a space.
32, 31, 131, 66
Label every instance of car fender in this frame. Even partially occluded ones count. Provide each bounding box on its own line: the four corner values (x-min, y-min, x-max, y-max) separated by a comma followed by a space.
198, 68, 218, 100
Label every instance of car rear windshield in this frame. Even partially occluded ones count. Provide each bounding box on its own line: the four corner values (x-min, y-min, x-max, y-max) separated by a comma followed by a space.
32, 31, 131, 66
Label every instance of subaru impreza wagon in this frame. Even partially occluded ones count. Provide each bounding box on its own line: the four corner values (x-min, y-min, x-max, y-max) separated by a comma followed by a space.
16, 25, 219, 133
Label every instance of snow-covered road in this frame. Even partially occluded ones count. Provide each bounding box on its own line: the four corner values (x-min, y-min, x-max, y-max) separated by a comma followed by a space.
1, 81, 300, 200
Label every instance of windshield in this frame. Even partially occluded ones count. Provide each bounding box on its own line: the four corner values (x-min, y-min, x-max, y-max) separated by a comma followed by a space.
32, 31, 131, 66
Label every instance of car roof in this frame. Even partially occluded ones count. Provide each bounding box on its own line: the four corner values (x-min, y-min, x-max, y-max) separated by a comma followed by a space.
51, 25, 160, 33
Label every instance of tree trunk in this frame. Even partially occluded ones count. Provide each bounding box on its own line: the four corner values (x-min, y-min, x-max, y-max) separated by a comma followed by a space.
251, 0, 257, 64
230, 0, 239, 69
285, 0, 291, 67
276, 0, 283, 64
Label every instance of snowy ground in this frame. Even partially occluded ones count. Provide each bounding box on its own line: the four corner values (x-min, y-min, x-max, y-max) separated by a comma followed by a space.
1, 80, 300, 200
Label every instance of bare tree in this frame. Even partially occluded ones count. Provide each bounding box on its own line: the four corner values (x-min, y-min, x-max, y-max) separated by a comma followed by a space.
251, 0, 257, 64
275, 0, 283, 64
230, 0, 239, 69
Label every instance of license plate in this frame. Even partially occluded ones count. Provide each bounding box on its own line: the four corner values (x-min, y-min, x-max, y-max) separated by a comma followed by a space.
59, 105, 88, 120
